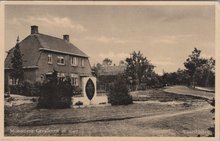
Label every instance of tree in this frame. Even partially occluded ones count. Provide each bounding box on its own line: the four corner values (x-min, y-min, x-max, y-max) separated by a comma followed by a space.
91, 63, 102, 77
184, 48, 202, 87
194, 57, 215, 87
119, 60, 126, 66
176, 68, 190, 86
125, 51, 154, 90
10, 37, 24, 85
184, 48, 215, 87
102, 58, 112, 66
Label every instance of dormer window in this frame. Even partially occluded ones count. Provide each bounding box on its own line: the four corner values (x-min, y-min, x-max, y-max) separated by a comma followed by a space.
71, 57, 78, 66
48, 54, 52, 64
57, 56, 65, 65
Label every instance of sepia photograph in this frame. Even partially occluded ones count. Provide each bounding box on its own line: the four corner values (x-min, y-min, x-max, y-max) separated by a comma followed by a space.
3, 3, 217, 137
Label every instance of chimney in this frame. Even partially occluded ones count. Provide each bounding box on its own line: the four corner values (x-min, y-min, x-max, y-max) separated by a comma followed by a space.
31, 25, 39, 34
63, 35, 69, 42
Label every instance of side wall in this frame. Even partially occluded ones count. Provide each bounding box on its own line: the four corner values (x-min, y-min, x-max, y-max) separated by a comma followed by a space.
36, 51, 92, 87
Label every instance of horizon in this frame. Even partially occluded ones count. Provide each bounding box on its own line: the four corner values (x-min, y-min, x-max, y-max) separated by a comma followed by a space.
5, 5, 215, 74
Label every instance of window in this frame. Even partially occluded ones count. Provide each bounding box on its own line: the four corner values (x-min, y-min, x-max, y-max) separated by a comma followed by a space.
81, 58, 85, 67
8, 76, 17, 85
48, 54, 52, 64
57, 56, 65, 65
9, 78, 13, 85
57, 72, 65, 78
71, 57, 78, 66
71, 74, 78, 86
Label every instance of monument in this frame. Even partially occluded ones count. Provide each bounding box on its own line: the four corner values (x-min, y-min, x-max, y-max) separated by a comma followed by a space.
72, 77, 108, 106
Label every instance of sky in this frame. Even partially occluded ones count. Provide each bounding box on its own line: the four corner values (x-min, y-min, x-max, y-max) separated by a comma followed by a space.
5, 5, 215, 74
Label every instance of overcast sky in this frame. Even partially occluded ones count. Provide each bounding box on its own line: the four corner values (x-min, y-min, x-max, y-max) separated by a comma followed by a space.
5, 5, 215, 74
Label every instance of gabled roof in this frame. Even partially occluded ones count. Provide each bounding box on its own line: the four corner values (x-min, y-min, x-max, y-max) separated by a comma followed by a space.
5, 33, 89, 68
98, 65, 126, 76
36, 33, 88, 58
5, 35, 41, 68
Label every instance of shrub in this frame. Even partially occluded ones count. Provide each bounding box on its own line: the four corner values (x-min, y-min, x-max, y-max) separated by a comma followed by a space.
8, 80, 41, 96
137, 83, 147, 90
73, 86, 82, 96
108, 76, 133, 105
9, 85, 17, 94
38, 71, 73, 109
75, 101, 83, 108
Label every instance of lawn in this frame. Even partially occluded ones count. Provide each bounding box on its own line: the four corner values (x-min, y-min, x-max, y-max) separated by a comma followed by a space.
163, 85, 214, 100
4, 86, 215, 136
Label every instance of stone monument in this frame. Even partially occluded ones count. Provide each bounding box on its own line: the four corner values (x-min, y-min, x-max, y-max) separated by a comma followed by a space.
72, 76, 108, 106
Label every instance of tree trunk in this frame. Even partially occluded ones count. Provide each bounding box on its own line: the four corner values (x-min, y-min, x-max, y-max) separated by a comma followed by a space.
192, 74, 195, 88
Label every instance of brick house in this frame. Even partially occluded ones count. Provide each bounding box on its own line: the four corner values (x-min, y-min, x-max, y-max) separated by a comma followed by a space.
5, 25, 92, 91
97, 65, 126, 92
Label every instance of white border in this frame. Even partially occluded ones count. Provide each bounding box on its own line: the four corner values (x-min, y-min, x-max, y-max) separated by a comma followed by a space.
0, 1, 219, 141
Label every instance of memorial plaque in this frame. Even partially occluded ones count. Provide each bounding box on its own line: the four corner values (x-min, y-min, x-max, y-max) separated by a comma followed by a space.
85, 78, 95, 100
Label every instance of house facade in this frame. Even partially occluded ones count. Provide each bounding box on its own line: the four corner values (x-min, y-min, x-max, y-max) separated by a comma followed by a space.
97, 65, 126, 92
5, 25, 92, 92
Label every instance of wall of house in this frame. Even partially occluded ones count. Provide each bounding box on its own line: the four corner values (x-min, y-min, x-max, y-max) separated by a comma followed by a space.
24, 69, 37, 82
36, 51, 92, 87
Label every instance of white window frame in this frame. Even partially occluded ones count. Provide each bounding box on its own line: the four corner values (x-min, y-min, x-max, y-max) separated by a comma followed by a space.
8, 76, 17, 85
9, 78, 13, 85
71, 74, 79, 86
48, 54, 52, 64
81, 58, 85, 67
57, 56, 65, 65
71, 57, 78, 66
57, 72, 65, 78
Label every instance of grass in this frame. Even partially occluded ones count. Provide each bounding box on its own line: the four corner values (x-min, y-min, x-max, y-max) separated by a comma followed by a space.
4, 85, 215, 136
5, 101, 213, 136
130, 87, 207, 102
14, 101, 195, 126
146, 108, 214, 137
164, 85, 214, 100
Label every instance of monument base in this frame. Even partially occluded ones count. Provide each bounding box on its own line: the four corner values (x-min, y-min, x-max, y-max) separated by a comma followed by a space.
72, 95, 108, 106
72, 76, 108, 106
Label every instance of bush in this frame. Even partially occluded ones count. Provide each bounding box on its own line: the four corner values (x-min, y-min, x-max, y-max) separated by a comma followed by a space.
73, 86, 82, 96
75, 101, 83, 108
8, 80, 41, 96
37, 71, 73, 109
108, 76, 133, 105
9, 85, 17, 94
137, 83, 147, 90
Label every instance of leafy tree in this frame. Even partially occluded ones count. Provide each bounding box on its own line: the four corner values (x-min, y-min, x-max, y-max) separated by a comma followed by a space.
161, 69, 191, 86
119, 60, 126, 66
10, 38, 24, 85
125, 51, 154, 90
194, 57, 215, 87
184, 48, 215, 87
142, 72, 162, 88
176, 69, 191, 86
91, 63, 102, 77
102, 58, 112, 66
